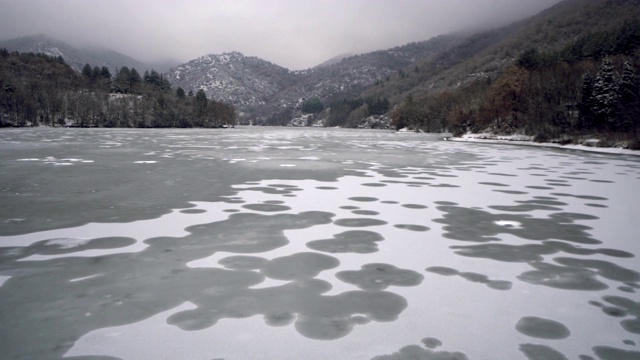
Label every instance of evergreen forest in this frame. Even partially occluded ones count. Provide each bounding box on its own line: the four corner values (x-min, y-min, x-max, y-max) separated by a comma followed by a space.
388, 19, 640, 147
0, 49, 236, 128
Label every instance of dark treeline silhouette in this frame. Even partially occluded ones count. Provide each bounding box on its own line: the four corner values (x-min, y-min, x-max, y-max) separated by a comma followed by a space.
390, 20, 640, 147
0, 49, 236, 128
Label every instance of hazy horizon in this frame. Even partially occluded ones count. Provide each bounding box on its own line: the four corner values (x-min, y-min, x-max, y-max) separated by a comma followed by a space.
0, 0, 563, 70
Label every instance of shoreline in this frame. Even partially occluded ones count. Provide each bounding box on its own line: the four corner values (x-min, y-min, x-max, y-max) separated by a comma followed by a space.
446, 134, 640, 157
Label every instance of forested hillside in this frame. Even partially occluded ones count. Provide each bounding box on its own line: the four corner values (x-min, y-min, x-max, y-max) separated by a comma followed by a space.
376, 0, 640, 147
0, 49, 236, 128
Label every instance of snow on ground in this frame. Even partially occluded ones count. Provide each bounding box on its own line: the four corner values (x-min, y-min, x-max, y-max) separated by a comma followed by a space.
450, 133, 640, 156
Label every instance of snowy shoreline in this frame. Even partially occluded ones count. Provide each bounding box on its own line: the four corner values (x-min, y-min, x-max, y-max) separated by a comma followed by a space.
447, 133, 640, 156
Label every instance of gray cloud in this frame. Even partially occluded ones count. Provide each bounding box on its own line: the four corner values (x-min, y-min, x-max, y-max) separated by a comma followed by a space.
0, 0, 562, 69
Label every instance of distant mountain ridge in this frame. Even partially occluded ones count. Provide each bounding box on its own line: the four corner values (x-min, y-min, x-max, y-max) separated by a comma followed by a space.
0, 34, 157, 73
3, 0, 637, 127
168, 34, 461, 115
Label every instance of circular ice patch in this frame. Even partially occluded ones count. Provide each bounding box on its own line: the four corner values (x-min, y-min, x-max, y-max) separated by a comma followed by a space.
394, 224, 430, 232
515, 316, 570, 339
242, 203, 292, 212
349, 197, 379, 202
334, 218, 388, 227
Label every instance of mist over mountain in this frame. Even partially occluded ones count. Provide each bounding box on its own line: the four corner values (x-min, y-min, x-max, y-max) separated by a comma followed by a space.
0, 34, 154, 73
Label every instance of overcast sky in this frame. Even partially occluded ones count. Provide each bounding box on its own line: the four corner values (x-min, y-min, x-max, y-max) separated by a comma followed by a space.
0, 0, 562, 70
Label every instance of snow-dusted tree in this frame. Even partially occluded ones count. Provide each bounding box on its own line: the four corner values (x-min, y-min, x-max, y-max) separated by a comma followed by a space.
81, 63, 93, 78
592, 58, 619, 130
618, 61, 639, 134
100, 66, 111, 79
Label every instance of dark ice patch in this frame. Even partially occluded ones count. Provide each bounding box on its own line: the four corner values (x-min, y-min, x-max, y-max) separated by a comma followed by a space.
601, 295, 640, 334
421, 337, 443, 349
261, 252, 340, 280
218, 256, 268, 270
553, 258, 640, 283
293, 290, 408, 340
425, 266, 459, 276
371, 344, 469, 360
264, 312, 296, 327
241, 186, 297, 195
30, 237, 136, 255
352, 210, 380, 216
316, 186, 338, 190
349, 197, 378, 202
452, 243, 556, 263
515, 316, 570, 339
180, 209, 207, 214
479, 182, 510, 187
493, 190, 529, 195
426, 266, 512, 290
551, 193, 608, 201
585, 203, 608, 208
306, 230, 384, 254
401, 204, 428, 209
340, 206, 360, 210
517, 261, 608, 291
434, 201, 458, 206
241, 203, 292, 212
434, 205, 600, 244
336, 263, 424, 291
519, 343, 569, 360
362, 183, 387, 187
489, 202, 563, 212
394, 224, 430, 232
428, 184, 459, 188
451, 241, 633, 263
334, 218, 388, 227
592, 346, 640, 360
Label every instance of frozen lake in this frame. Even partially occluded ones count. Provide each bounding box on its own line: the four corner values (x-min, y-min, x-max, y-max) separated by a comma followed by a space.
0, 127, 639, 360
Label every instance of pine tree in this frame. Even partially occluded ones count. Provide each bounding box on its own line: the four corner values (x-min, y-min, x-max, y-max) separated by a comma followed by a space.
592, 58, 619, 130
100, 66, 111, 79
579, 72, 596, 130
91, 66, 101, 80
82, 63, 93, 78
176, 87, 186, 100
618, 61, 639, 135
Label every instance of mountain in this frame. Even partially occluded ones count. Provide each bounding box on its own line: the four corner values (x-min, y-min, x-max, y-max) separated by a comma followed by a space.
0, 34, 149, 73
314, 53, 355, 68
168, 52, 296, 113
168, 34, 460, 115
362, 0, 640, 103
168, 0, 640, 127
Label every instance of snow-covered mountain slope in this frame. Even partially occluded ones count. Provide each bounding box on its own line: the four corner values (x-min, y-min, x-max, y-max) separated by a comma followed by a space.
169, 52, 295, 111
168, 35, 458, 114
